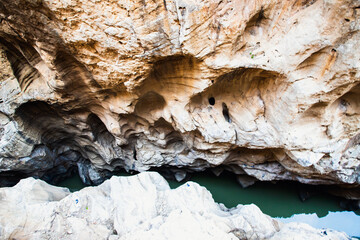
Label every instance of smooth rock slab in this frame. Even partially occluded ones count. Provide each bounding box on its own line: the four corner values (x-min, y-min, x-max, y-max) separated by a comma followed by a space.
0, 172, 350, 240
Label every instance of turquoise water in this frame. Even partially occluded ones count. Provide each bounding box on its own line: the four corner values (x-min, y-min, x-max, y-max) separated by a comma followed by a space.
57, 174, 88, 192
56, 170, 360, 237
166, 171, 346, 218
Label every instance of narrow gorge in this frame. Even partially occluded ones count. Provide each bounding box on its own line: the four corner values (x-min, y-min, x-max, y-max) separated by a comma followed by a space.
0, 0, 360, 239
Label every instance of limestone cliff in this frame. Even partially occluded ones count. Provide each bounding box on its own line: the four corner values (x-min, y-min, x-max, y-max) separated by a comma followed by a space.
0, 0, 360, 188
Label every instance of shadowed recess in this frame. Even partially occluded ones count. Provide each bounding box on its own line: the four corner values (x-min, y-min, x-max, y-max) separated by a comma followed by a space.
15, 101, 74, 146
54, 49, 102, 110
138, 55, 201, 96
134, 91, 166, 115
86, 113, 115, 146
0, 37, 43, 91
189, 68, 281, 133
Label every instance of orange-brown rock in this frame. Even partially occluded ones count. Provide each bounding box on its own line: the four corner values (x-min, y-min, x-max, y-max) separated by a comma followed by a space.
0, 0, 359, 187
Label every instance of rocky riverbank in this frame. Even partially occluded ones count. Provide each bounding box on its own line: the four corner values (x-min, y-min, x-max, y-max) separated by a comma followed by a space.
0, 172, 352, 240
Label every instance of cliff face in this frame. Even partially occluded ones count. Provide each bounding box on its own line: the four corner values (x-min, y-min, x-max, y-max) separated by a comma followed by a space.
0, 0, 360, 187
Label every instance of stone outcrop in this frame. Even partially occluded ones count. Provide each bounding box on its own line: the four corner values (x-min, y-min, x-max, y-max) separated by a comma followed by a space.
0, 0, 360, 188
0, 172, 351, 240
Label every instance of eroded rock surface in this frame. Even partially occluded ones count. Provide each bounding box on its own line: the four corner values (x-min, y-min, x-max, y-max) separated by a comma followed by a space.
0, 0, 360, 188
0, 172, 351, 240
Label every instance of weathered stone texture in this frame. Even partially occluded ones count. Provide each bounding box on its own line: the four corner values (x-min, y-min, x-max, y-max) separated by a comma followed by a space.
0, 0, 360, 187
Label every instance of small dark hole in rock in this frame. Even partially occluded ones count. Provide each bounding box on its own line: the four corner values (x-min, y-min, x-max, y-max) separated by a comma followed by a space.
208, 97, 215, 105
345, 18, 350, 22
256, 7, 265, 25
331, 48, 337, 52
133, 148, 137, 160
340, 99, 349, 107
222, 102, 231, 123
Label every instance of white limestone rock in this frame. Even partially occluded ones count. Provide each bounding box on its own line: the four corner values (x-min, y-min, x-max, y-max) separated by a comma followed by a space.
0, 172, 350, 240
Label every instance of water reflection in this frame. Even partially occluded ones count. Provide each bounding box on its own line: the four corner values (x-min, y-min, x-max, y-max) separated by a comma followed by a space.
277, 211, 360, 238
166, 171, 346, 217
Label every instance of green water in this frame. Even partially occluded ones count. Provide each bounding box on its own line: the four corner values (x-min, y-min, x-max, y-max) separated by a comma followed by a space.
57, 170, 355, 218
166, 172, 346, 218
57, 174, 88, 192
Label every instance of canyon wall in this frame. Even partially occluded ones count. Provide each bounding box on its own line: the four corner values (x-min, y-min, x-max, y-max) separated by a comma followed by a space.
0, 0, 360, 188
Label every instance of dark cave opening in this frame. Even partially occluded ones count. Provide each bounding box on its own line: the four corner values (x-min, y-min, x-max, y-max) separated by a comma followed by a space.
8, 101, 115, 187
86, 113, 115, 146
208, 97, 215, 105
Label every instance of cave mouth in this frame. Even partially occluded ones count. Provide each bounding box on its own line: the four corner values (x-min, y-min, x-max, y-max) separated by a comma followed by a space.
0, 164, 80, 188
